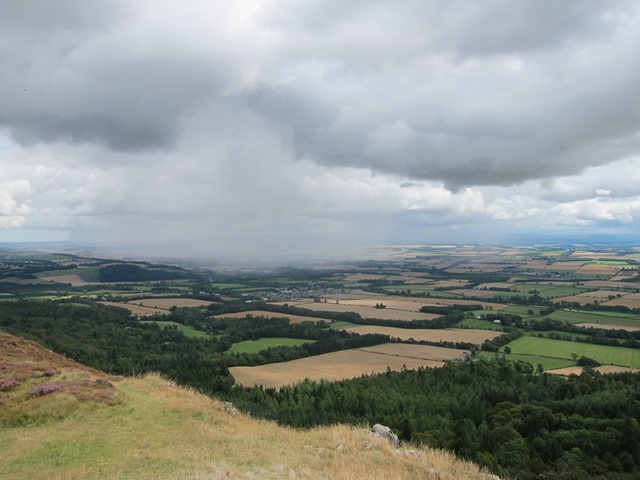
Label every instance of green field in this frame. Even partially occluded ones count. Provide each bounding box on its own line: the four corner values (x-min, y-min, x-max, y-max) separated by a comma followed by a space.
546, 309, 640, 327
525, 330, 590, 341
211, 283, 246, 290
503, 336, 640, 368
37, 267, 101, 282
140, 321, 210, 339
329, 321, 359, 329
458, 318, 505, 330
500, 305, 545, 317
478, 352, 575, 370
381, 285, 461, 298
226, 337, 313, 354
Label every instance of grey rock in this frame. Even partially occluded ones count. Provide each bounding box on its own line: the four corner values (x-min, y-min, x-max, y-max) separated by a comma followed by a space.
371, 423, 399, 448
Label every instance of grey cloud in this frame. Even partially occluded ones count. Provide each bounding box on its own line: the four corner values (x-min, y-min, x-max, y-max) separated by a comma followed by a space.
2, 0, 639, 191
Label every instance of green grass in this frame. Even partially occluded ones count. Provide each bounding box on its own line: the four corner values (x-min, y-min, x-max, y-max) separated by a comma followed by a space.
524, 330, 590, 341
458, 318, 505, 330
226, 337, 314, 354
140, 321, 210, 339
478, 352, 575, 370
329, 321, 359, 329
546, 309, 640, 327
381, 285, 462, 298
211, 283, 247, 290
503, 336, 640, 368
500, 306, 545, 317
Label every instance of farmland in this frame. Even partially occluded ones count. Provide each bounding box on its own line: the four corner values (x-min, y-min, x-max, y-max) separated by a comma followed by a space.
342, 325, 501, 344
503, 336, 640, 368
212, 310, 329, 324
229, 343, 469, 389
3, 244, 640, 479
226, 337, 314, 354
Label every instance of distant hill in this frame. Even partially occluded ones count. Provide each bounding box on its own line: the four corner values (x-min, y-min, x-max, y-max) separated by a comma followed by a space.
0, 331, 495, 480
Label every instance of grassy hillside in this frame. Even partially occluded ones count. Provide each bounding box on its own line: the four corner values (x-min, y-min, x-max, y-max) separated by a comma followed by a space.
0, 332, 494, 480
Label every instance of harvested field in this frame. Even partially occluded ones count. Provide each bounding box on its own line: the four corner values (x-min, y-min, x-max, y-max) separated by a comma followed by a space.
546, 365, 640, 376
212, 310, 329, 324
229, 343, 468, 389
418, 297, 507, 310
98, 301, 166, 316
575, 290, 624, 299
577, 323, 640, 332
551, 296, 596, 306
344, 326, 501, 344
602, 297, 640, 309
132, 298, 215, 309
283, 301, 441, 321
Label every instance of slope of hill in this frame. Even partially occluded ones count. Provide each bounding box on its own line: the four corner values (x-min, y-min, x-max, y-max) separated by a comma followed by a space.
0, 332, 496, 479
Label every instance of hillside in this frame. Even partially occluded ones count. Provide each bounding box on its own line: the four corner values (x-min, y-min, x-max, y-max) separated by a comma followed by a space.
0, 332, 496, 480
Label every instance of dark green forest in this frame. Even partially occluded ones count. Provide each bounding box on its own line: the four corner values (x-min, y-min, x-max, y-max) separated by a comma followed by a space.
2, 300, 640, 479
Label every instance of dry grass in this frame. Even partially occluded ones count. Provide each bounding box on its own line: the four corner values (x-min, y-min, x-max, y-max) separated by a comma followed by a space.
0, 332, 494, 480
344, 326, 501, 344
212, 310, 329, 324
230, 344, 468, 389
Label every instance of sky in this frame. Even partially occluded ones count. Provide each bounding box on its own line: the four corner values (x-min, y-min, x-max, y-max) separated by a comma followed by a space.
1, 0, 640, 258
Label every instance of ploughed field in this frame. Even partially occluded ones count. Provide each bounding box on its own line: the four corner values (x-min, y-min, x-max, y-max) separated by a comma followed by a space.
229, 343, 469, 389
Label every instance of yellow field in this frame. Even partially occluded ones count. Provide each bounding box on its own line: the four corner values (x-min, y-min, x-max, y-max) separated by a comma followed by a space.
343, 326, 501, 344
577, 323, 640, 332
603, 298, 640, 309
546, 365, 640, 376
98, 301, 166, 316
132, 298, 215, 309
280, 301, 441, 321
212, 310, 330, 324
230, 343, 468, 389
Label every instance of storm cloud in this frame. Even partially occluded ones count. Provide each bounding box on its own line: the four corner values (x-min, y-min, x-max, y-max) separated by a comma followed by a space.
1, 0, 639, 255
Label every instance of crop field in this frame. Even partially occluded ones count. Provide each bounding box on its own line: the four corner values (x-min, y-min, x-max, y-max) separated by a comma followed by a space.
226, 337, 314, 354
342, 325, 501, 344
281, 301, 441, 321
381, 285, 461, 298
457, 318, 505, 330
503, 336, 640, 368
131, 298, 215, 309
602, 297, 640, 309
478, 352, 575, 370
229, 343, 468, 389
98, 301, 166, 316
577, 323, 640, 332
545, 365, 640, 376
546, 309, 640, 327
212, 310, 329, 324
140, 320, 210, 339
210, 283, 246, 290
